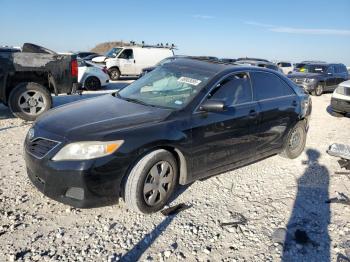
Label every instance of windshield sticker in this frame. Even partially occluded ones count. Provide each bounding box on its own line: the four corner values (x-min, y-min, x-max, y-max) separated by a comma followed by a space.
174, 100, 183, 105
178, 77, 202, 86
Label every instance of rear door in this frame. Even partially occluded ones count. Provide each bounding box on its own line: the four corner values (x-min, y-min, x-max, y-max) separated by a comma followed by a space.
190, 72, 260, 179
250, 71, 299, 156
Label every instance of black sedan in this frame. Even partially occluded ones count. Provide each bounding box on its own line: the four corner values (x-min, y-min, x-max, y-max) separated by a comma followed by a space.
24, 58, 311, 214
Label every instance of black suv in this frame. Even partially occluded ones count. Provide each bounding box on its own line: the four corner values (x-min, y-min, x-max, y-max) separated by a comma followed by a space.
24, 58, 311, 214
288, 63, 348, 96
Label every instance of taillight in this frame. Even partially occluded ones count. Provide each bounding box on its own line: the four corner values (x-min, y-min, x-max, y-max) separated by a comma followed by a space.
71, 59, 78, 77
102, 66, 108, 74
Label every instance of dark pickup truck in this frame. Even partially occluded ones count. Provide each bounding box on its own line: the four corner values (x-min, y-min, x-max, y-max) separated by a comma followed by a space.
0, 43, 79, 120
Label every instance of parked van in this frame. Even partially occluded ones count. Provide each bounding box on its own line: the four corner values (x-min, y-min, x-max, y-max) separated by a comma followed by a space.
92, 45, 174, 80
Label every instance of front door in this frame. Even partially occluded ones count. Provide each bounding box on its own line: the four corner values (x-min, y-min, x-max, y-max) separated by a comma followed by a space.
190, 72, 260, 180
118, 49, 136, 75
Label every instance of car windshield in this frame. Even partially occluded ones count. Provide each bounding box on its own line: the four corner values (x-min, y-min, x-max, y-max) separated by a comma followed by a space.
105, 48, 122, 58
118, 64, 214, 109
300, 64, 328, 73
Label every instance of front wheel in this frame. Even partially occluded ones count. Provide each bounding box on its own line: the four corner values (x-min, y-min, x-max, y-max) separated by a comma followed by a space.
124, 149, 178, 214
8, 82, 52, 121
312, 83, 323, 96
108, 68, 120, 81
280, 121, 307, 159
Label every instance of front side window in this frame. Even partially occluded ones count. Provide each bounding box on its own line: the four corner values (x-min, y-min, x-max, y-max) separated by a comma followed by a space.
208, 73, 252, 106
251, 72, 295, 100
119, 49, 134, 59
118, 65, 214, 109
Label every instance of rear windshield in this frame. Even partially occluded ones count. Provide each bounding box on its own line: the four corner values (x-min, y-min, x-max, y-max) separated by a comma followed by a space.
118, 64, 214, 109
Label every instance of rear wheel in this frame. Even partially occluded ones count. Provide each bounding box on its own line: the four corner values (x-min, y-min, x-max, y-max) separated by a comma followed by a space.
124, 149, 178, 214
108, 68, 120, 81
280, 121, 307, 159
8, 82, 52, 121
84, 76, 101, 91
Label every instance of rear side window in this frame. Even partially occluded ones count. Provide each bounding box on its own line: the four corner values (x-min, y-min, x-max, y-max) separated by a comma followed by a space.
209, 72, 252, 105
251, 72, 295, 100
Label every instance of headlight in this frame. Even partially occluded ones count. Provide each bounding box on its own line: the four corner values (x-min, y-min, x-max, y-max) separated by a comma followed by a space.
304, 78, 316, 83
52, 140, 124, 161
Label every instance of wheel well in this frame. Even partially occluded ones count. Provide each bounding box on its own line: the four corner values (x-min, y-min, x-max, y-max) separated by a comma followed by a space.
119, 145, 189, 198
6, 71, 53, 100
108, 66, 120, 72
162, 146, 188, 185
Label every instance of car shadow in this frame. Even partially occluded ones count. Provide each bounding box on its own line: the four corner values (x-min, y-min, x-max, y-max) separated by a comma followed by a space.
282, 149, 330, 261
120, 185, 190, 261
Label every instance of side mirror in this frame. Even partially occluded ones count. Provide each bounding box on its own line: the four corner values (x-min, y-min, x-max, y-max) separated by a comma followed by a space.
199, 99, 226, 112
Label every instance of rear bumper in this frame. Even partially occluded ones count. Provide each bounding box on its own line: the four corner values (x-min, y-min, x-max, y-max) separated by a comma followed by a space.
331, 97, 350, 113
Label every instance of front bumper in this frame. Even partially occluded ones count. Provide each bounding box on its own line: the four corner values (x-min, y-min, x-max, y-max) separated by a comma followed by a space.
331, 97, 350, 113
298, 83, 317, 92
24, 143, 131, 208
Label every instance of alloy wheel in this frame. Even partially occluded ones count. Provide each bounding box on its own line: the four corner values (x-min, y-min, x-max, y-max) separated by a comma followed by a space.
289, 127, 302, 151
316, 85, 323, 96
18, 91, 46, 115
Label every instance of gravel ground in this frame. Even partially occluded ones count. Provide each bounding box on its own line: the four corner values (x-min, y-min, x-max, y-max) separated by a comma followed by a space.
0, 86, 350, 262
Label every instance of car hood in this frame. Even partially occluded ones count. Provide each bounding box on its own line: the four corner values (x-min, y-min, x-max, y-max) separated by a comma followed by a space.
288, 72, 323, 79
91, 56, 106, 63
35, 94, 173, 141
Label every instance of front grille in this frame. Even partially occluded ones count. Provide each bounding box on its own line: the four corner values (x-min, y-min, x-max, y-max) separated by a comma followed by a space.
27, 138, 59, 158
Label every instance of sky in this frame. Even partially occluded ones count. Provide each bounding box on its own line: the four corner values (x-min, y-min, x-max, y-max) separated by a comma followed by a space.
1, 0, 350, 64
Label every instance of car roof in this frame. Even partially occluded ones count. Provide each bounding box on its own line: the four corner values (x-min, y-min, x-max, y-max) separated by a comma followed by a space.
169, 57, 279, 75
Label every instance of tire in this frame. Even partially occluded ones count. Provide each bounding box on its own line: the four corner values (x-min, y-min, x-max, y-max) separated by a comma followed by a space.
8, 82, 52, 121
84, 76, 101, 91
124, 149, 178, 214
311, 83, 323, 96
108, 68, 120, 81
280, 121, 307, 159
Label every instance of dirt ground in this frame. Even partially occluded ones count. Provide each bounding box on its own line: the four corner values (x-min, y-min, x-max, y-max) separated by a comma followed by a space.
0, 85, 349, 262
